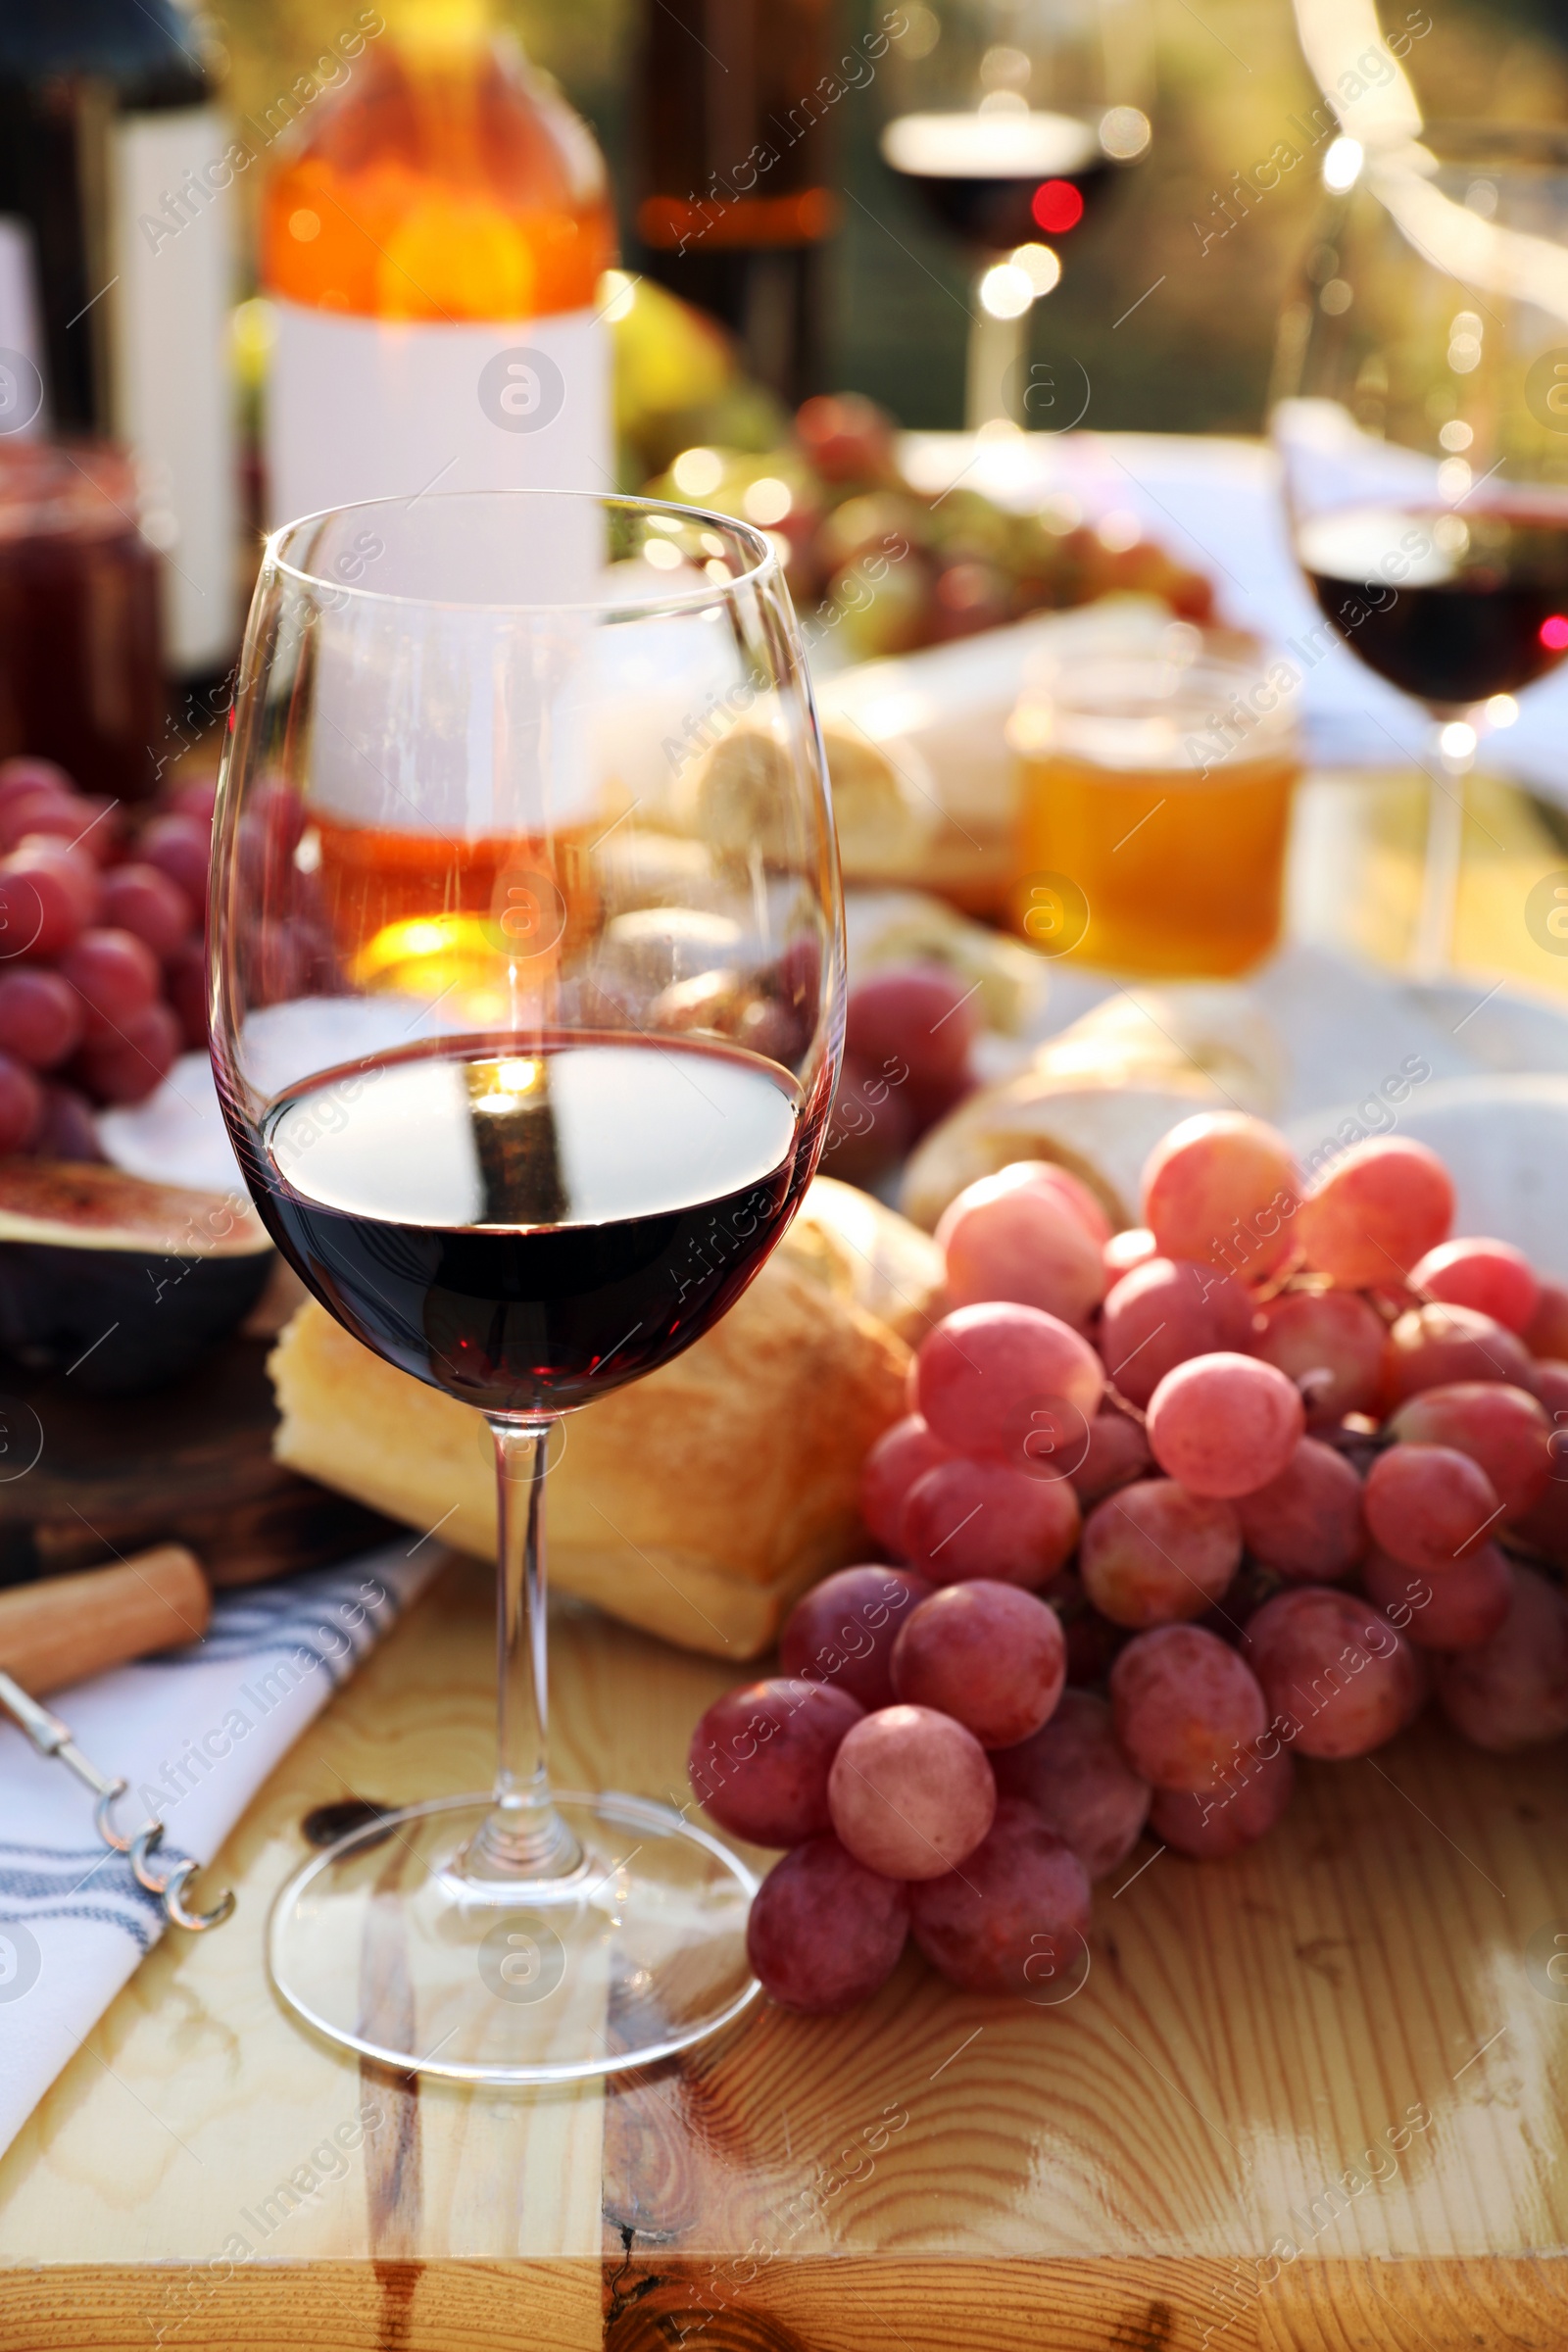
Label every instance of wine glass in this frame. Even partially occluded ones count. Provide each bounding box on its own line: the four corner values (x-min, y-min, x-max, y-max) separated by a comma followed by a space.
879, 0, 1152, 427
211, 489, 843, 2082
1271, 123, 1568, 972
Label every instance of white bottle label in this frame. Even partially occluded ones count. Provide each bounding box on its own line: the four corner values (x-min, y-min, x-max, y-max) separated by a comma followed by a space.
265, 302, 612, 527
109, 105, 238, 674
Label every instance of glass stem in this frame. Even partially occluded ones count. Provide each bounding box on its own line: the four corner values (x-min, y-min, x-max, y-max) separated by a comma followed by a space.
1412, 714, 1477, 977
965, 281, 1030, 429
465, 1416, 583, 1884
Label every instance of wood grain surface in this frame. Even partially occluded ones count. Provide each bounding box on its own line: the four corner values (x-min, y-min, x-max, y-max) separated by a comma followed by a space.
0, 1553, 1562, 2352
3, 766, 1568, 2349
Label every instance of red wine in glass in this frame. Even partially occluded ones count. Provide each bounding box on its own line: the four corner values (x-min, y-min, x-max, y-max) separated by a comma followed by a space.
1298, 504, 1568, 706
245, 1033, 825, 1416
880, 109, 1110, 250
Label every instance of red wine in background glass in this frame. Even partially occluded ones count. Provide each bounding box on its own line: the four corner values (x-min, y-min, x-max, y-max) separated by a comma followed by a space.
879, 110, 1110, 250
240, 1033, 823, 1416
1298, 504, 1568, 706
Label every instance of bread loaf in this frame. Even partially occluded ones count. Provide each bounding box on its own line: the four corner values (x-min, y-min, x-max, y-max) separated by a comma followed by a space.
900, 985, 1288, 1231
269, 1180, 932, 1658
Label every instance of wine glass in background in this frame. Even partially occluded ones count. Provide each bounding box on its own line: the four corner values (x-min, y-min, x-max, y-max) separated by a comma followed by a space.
212, 490, 843, 2082
1271, 123, 1568, 973
879, 0, 1152, 428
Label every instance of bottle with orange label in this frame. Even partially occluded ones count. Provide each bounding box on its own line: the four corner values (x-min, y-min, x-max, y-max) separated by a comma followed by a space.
260, 0, 615, 526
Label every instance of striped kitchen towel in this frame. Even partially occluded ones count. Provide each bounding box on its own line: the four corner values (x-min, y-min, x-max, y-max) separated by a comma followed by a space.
0, 1543, 438, 2160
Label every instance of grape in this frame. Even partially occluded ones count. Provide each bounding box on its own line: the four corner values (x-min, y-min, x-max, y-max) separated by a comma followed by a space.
0, 788, 79, 856
939, 1157, 1109, 1247
907, 1797, 1091, 1997
1109, 1625, 1268, 1790
1103, 1227, 1157, 1281
916, 1301, 1104, 1458
688, 1678, 864, 1846
1235, 1438, 1365, 1583
1362, 1544, 1512, 1653
99, 862, 195, 958
1020, 1162, 1113, 1247
77, 1000, 180, 1105
0, 795, 117, 863
1099, 1255, 1257, 1409
0, 840, 99, 959
845, 961, 977, 1088
165, 936, 209, 1052
1385, 1301, 1535, 1403
0, 1053, 42, 1152
1149, 1745, 1294, 1860
1079, 1479, 1243, 1628
140, 813, 211, 912
1524, 1280, 1568, 1361
1408, 1236, 1538, 1334
0, 757, 74, 809
1145, 1353, 1305, 1498
891, 1580, 1066, 1746
1385, 1384, 1549, 1520
859, 1415, 951, 1558
779, 1565, 933, 1711
1252, 1287, 1387, 1426
937, 1166, 1105, 1328
824, 1054, 914, 1186
0, 967, 83, 1069
240, 917, 313, 1010
903, 1455, 1081, 1586
1297, 1137, 1453, 1286
827, 1704, 996, 1878
903, 1061, 975, 1137
1246, 1586, 1420, 1758
991, 1688, 1152, 1879
1434, 1565, 1568, 1750
170, 773, 220, 826
746, 1835, 909, 2013
1362, 1443, 1500, 1572
35, 1081, 103, 1162
1068, 1407, 1152, 1505
57, 928, 159, 1042
1140, 1111, 1300, 1284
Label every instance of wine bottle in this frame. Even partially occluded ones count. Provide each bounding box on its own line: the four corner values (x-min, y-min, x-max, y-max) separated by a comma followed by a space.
0, 0, 239, 677
260, 0, 615, 525
631, 0, 842, 403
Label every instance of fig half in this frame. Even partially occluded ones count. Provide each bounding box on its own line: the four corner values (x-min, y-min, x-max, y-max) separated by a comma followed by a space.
0, 1160, 272, 1393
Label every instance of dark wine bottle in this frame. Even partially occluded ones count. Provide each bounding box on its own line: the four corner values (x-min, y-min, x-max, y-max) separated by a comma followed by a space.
630, 0, 844, 403
0, 0, 237, 677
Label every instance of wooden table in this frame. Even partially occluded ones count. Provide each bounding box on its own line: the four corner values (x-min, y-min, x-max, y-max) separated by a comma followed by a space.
0, 1551, 1564, 2352
5, 762, 1568, 2348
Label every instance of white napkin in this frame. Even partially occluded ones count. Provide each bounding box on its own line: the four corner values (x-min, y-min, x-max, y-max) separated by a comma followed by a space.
0, 1543, 438, 2161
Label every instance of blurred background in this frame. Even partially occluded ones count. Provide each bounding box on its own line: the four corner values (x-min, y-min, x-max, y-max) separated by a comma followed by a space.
220, 0, 1568, 431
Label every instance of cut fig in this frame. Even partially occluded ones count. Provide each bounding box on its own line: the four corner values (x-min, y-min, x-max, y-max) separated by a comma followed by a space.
0, 1159, 272, 1393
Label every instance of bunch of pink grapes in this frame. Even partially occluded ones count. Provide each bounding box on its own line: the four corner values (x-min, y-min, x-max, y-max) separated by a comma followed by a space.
0, 757, 334, 1157
0, 757, 216, 1152
689, 1113, 1568, 2014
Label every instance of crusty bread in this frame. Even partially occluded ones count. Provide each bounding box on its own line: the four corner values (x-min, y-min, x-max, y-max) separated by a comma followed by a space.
269, 1179, 927, 1658
900, 985, 1288, 1231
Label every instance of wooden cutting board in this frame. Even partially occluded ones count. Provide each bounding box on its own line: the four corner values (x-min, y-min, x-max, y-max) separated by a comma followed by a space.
0, 1552, 1563, 2352
0, 1335, 394, 1591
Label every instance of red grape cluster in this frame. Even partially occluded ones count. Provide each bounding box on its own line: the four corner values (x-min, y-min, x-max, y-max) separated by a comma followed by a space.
691, 1113, 1568, 2014
0, 756, 217, 1152
825, 962, 980, 1187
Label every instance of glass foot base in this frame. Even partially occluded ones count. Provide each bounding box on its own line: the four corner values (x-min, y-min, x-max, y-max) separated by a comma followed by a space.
267, 1790, 760, 2083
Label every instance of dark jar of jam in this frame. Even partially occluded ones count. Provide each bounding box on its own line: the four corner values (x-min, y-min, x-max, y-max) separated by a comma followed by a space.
0, 441, 166, 802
